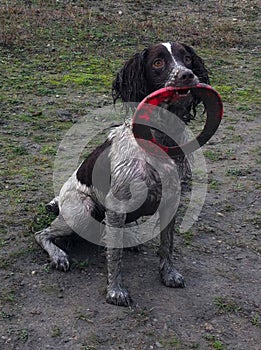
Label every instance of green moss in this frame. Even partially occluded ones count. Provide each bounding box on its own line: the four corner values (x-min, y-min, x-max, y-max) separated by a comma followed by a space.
204, 150, 222, 161
209, 179, 220, 191
51, 325, 62, 337
251, 313, 261, 327
205, 335, 226, 350
40, 146, 57, 155
182, 230, 194, 246
214, 296, 241, 313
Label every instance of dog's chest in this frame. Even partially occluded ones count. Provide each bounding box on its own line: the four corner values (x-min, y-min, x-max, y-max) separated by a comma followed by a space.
109, 126, 180, 223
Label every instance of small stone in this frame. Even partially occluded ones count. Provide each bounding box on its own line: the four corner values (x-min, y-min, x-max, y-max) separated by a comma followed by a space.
204, 322, 214, 331
31, 270, 37, 276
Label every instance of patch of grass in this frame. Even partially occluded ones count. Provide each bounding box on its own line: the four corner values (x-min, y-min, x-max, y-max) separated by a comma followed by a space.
233, 181, 246, 191
209, 179, 220, 191
213, 341, 225, 350
0, 237, 9, 248
190, 343, 200, 349
51, 325, 62, 337
45, 56, 118, 93
11, 145, 29, 156
0, 258, 10, 269
213, 85, 234, 102
6, 328, 29, 344
205, 335, 226, 350
244, 114, 257, 122
77, 313, 94, 324
204, 150, 222, 161
0, 311, 15, 320
0, 289, 16, 304
18, 329, 29, 343
214, 296, 241, 314
224, 149, 236, 159
181, 230, 194, 246
226, 167, 251, 177
246, 214, 261, 227
225, 125, 235, 131
72, 259, 89, 270
43, 264, 50, 273
251, 313, 260, 327
40, 146, 57, 155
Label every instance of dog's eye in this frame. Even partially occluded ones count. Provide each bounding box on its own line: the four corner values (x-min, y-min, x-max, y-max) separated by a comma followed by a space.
152, 58, 165, 69
184, 55, 192, 65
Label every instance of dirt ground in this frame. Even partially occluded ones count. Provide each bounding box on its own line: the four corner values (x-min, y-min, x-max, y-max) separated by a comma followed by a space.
0, 1, 260, 349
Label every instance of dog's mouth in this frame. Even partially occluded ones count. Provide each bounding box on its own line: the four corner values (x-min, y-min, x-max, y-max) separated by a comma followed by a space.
175, 88, 190, 96
164, 88, 191, 102
132, 83, 223, 157
159, 88, 192, 108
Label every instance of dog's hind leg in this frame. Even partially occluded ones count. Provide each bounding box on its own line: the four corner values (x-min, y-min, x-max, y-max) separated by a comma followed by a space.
158, 209, 185, 288
35, 215, 72, 271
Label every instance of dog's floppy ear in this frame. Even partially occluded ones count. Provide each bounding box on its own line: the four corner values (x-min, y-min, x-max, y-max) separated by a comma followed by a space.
181, 43, 210, 85
112, 50, 149, 104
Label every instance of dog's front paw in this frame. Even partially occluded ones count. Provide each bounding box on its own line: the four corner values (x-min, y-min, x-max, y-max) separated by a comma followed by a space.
160, 261, 185, 288
50, 250, 70, 272
106, 285, 132, 307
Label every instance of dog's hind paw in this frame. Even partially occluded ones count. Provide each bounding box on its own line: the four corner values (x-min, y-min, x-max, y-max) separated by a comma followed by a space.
106, 286, 132, 307
50, 251, 70, 272
46, 202, 59, 215
160, 261, 185, 288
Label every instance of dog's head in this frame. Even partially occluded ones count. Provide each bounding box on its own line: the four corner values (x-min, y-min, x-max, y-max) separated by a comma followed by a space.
112, 42, 209, 108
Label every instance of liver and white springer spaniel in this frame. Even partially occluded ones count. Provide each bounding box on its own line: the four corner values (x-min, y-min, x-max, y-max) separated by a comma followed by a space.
35, 42, 210, 306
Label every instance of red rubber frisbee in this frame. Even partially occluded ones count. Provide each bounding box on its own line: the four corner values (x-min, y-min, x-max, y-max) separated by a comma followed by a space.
132, 83, 223, 157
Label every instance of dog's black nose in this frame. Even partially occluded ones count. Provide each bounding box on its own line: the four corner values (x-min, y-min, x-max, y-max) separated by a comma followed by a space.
177, 69, 195, 82
166, 68, 199, 87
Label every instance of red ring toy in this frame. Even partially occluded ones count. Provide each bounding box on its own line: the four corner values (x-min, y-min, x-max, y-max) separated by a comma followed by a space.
132, 83, 223, 157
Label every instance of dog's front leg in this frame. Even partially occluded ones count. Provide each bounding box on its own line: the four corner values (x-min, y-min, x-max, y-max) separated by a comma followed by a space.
104, 210, 132, 306
106, 247, 132, 306
159, 209, 185, 288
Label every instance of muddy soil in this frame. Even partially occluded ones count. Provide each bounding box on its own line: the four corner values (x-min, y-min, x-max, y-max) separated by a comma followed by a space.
0, 1, 260, 349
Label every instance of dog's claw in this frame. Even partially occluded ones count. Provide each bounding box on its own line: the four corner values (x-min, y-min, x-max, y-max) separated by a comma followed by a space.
106, 286, 132, 307
160, 261, 185, 288
50, 252, 70, 272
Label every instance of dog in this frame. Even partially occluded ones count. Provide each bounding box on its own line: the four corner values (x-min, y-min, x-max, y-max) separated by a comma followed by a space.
35, 42, 210, 306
